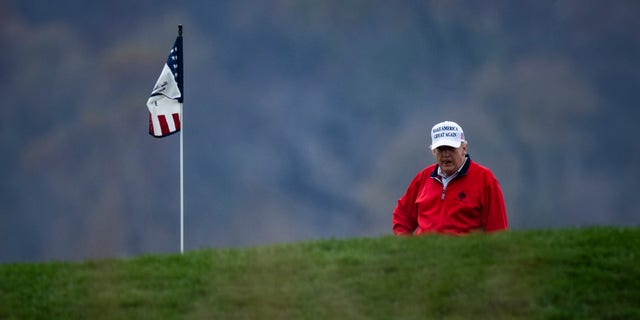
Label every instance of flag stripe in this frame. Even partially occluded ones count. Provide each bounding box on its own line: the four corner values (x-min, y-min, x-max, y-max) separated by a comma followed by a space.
149, 113, 155, 136
172, 113, 181, 131
158, 115, 170, 136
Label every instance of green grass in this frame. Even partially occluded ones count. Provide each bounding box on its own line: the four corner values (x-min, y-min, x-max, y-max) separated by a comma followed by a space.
1, 227, 639, 319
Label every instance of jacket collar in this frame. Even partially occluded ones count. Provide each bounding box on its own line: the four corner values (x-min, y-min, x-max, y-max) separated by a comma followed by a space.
430, 155, 471, 178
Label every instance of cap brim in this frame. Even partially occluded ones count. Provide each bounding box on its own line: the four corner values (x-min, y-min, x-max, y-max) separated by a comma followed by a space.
430, 139, 462, 150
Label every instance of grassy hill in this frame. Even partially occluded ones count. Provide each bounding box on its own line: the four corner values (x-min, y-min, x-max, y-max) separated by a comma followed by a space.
1, 227, 639, 319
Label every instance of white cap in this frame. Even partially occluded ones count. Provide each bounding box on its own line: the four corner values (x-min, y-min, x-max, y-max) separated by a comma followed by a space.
430, 121, 466, 150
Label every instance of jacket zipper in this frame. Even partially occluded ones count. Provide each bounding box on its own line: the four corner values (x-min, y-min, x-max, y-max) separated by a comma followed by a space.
432, 176, 447, 200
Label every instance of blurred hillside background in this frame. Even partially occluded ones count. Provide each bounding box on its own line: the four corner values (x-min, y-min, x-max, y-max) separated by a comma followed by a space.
2, 0, 639, 262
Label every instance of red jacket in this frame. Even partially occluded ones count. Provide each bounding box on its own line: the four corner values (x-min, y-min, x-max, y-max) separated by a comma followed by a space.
393, 156, 508, 235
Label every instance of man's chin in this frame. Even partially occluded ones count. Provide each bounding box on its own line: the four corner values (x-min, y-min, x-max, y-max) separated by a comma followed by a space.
439, 165, 455, 175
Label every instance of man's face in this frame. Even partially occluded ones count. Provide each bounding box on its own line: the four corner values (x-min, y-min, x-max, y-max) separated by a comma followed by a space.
433, 144, 467, 177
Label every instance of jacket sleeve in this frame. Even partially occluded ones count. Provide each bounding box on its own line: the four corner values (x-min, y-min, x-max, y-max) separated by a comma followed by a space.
482, 174, 508, 232
392, 172, 423, 235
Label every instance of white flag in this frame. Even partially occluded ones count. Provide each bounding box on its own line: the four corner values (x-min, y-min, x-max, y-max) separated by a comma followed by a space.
147, 36, 182, 137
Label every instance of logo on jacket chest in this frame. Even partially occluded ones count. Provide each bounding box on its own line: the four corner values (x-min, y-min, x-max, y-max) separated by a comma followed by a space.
457, 191, 466, 201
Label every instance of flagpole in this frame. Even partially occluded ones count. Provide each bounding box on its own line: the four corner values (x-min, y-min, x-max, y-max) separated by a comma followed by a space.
180, 107, 184, 254
178, 24, 184, 254
180, 97, 184, 254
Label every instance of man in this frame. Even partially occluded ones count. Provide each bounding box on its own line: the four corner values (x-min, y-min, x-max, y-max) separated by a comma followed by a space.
392, 120, 508, 235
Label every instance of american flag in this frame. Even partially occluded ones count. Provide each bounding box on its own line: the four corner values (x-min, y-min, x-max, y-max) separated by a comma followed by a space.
147, 34, 183, 137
